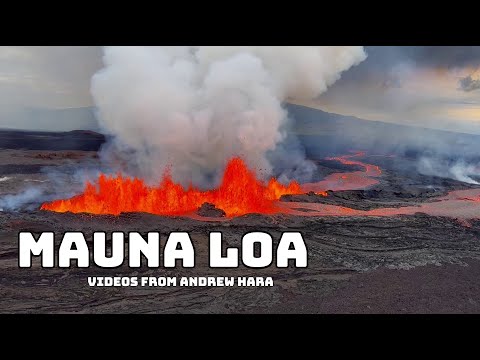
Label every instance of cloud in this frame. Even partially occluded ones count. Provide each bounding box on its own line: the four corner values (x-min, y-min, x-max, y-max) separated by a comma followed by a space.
298, 47, 480, 134
0, 46, 479, 134
0, 46, 103, 130
458, 75, 480, 92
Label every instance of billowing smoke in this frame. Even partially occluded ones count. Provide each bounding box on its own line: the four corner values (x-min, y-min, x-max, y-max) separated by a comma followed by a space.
91, 46, 366, 187
417, 157, 480, 185
0, 187, 45, 211
0, 160, 106, 211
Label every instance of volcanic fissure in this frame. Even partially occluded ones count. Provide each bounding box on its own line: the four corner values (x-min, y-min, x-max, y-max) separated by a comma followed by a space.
40, 152, 380, 217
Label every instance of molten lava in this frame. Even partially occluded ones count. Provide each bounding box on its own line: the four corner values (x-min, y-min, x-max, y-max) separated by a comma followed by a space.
326, 151, 382, 176
41, 151, 387, 218
41, 157, 305, 217
302, 151, 382, 193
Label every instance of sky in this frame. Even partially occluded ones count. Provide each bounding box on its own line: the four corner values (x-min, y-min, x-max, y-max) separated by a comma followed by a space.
0, 46, 101, 109
294, 46, 480, 134
0, 46, 479, 134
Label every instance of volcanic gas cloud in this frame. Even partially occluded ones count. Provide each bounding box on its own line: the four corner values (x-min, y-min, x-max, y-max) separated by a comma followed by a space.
42, 46, 371, 217
90, 47, 367, 186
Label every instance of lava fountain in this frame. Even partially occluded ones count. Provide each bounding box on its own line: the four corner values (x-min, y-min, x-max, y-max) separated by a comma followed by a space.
41, 157, 310, 217
41, 150, 480, 222
41, 152, 384, 218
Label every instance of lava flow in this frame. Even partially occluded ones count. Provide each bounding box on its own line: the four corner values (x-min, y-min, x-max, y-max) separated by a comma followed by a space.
283, 188, 480, 221
302, 151, 382, 193
40, 157, 306, 217
327, 151, 382, 177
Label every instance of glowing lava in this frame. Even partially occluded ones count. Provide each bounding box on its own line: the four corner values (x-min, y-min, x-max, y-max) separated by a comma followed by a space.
326, 151, 382, 177
282, 188, 480, 221
41, 157, 305, 217
41, 150, 480, 222
41, 151, 385, 218
302, 151, 382, 193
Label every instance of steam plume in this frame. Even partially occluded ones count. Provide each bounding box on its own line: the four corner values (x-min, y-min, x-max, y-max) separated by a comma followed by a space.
91, 46, 366, 187
418, 157, 480, 185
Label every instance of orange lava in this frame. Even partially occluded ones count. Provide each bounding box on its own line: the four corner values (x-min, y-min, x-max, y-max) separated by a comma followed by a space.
40, 157, 306, 217
302, 151, 382, 193
43, 149, 480, 222
326, 151, 382, 177
282, 188, 480, 222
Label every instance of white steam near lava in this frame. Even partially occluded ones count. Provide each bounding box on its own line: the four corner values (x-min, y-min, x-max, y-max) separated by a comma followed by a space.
91, 46, 367, 187
418, 157, 480, 185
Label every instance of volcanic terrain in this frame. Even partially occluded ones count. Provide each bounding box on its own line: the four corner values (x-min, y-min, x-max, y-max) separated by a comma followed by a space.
2, 109, 480, 314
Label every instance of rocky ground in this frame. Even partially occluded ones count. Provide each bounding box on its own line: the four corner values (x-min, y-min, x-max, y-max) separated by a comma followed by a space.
1, 130, 480, 313
1, 212, 480, 313
282, 166, 479, 211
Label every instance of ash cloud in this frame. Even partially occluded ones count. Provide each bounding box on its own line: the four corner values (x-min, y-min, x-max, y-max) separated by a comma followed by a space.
91, 46, 367, 187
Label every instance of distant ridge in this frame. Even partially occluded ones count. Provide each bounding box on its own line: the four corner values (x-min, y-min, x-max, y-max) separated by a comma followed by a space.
1, 103, 479, 158
285, 103, 480, 160
286, 103, 479, 138
0, 107, 100, 132
0, 129, 106, 151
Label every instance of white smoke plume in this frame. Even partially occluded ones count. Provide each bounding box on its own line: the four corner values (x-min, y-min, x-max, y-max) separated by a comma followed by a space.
0, 187, 45, 211
91, 46, 367, 187
418, 157, 480, 184
0, 162, 106, 211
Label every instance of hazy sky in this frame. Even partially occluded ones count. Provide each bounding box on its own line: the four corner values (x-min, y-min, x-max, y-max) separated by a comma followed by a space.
0, 46, 479, 134
295, 46, 480, 134
0, 46, 102, 110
